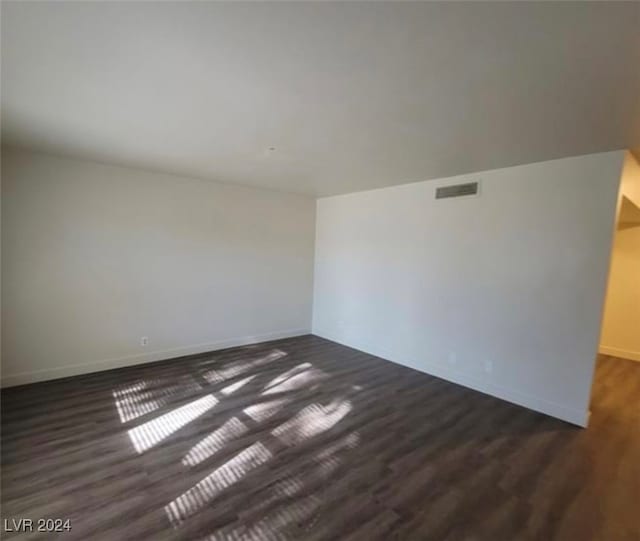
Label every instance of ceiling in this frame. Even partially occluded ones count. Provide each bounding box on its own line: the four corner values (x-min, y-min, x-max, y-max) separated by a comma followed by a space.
2, 2, 639, 197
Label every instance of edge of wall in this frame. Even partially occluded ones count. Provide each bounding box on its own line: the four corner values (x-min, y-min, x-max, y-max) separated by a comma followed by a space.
1, 328, 310, 388
313, 329, 589, 427
599, 345, 640, 362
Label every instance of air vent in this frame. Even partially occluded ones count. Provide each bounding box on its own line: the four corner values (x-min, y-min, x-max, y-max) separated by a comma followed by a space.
435, 181, 479, 199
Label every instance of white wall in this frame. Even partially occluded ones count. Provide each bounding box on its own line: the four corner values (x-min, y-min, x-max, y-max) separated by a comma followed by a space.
600, 152, 640, 362
313, 151, 624, 426
1, 148, 316, 386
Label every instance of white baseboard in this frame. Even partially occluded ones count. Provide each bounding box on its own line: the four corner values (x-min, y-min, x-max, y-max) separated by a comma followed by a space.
599, 345, 640, 362
1, 328, 310, 388
313, 328, 589, 427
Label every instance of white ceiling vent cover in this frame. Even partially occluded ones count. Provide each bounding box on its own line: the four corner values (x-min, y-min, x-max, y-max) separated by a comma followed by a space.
435, 181, 479, 199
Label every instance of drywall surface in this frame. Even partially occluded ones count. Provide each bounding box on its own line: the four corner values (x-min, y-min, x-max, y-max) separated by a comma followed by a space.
600, 152, 640, 362
600, 227, 640, 362
313, 152, 624, 425
2, 148, 316, 386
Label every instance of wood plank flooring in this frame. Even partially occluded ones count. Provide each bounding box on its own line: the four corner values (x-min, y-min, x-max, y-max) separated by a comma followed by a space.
2, 335, 639, 540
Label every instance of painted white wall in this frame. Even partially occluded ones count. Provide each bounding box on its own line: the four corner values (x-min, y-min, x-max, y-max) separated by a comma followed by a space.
600, 152, 640, 362
313, 152, 624, 426
1, 148, 316, 386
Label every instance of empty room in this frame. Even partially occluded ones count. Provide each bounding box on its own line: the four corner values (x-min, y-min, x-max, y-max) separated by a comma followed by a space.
1, 2, 639, 540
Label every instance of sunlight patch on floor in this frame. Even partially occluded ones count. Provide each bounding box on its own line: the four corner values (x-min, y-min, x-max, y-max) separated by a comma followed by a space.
203, 350, 287, 384
113, 378, 203, 423
114, 381, 160, 423
271, 399, 352, 446
182, 417, 249, 466
317, 431, 360, 459
166, 441, 272, 526
262, 363, 312, 391
312, 431, 360, 473
221, 375, 256, 396
243, 398, 290, 423
312, 431, 360, 478
127, 394, 218, 453
261, 364, 326, 396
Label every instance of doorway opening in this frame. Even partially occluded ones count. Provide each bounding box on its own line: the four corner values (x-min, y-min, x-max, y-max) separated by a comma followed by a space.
591, 150, 640, 425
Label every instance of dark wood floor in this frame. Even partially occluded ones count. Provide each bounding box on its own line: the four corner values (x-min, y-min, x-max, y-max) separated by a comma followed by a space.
2, 335, 639, 541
